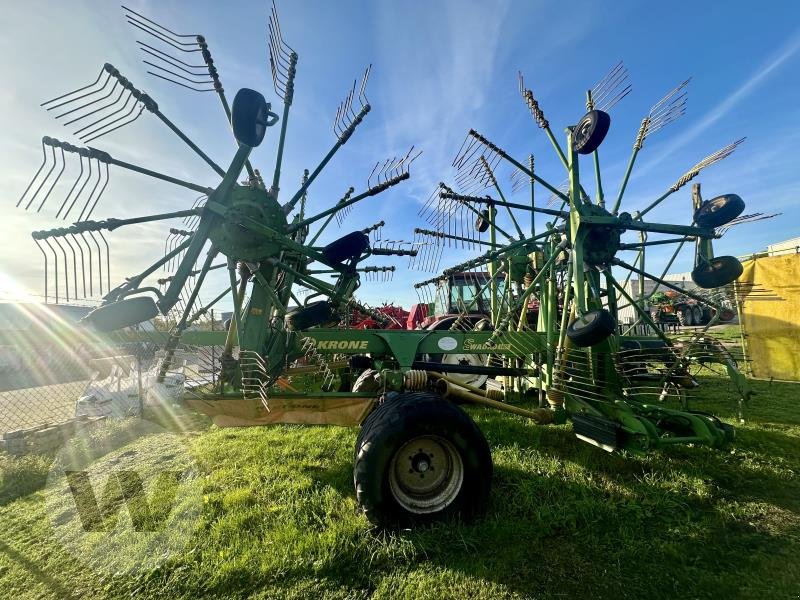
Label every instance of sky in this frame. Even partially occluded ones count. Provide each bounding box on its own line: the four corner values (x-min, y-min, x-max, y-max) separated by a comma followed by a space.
1, 0, 799, 313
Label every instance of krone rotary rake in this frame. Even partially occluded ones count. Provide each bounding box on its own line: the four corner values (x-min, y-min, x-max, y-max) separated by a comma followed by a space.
15, 9, 767, 527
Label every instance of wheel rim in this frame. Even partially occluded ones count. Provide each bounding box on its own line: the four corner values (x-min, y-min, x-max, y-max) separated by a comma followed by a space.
572, 311, 598, 331
389, 435, 464, 514
440, 353, 488, 388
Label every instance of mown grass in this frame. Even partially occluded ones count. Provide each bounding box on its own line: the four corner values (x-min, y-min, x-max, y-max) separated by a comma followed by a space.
1, 374, 799, 599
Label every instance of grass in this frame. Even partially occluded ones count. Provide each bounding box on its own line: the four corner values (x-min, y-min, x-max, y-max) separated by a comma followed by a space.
1, 374, 799, 599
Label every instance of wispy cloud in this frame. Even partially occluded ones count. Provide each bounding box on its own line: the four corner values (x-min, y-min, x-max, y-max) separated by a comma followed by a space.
638, 30, 800, 174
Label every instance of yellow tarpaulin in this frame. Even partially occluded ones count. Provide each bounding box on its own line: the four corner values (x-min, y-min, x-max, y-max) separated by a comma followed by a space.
738, 253, 800, 381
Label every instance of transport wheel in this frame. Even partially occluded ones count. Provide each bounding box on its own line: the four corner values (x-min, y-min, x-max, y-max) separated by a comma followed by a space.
573, 110, 611, 154
354, 392, 492, 527
322, 231, 369, 264
284, 300, 336, 330
475, 209, 491, 233
692, 305, 704, 325
693, 194, 745, 228
691, 256, 743, 289
82, 296, 159, 332
566, 309, 616, 347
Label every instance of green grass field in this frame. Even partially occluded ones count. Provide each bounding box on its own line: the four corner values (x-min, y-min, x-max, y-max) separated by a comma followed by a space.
1, 373, 799, 599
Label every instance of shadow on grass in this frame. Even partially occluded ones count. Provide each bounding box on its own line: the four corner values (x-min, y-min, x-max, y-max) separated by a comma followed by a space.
0, 538, 78, 600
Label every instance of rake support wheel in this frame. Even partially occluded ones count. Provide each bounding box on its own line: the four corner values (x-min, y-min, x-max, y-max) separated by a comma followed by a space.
567, 309, 617, 347
691, 256, 743, 289
573, 110, 611, 155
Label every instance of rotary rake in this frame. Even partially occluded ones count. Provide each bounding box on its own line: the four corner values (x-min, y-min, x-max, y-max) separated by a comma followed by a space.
405, 61, 776, 458
16, 3, 419, 392
15, 7, 773, 528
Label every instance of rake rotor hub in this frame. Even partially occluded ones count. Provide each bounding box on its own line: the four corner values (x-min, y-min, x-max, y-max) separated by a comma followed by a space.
209, 185, 287, 261
577, 204, 621, 266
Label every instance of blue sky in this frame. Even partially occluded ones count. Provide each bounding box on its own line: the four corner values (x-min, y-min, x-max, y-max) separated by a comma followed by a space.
1, 0, 799, 311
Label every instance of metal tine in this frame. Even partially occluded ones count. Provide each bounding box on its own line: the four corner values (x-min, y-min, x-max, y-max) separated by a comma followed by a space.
18, 141, 62, 211
510, 165, 528, 195
547, 179, 569, 207
634, 78, 691, 148
669, 138, 746, 193
78, 161, 110, 222
268, 2, 296, 100
717, 212, 780, 235
35, 147, 66, 213
42, 69, 114, 113
590, 60, 632, 112
65, 158, 100, 221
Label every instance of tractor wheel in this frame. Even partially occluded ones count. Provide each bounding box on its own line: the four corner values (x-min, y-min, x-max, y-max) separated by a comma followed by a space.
354, 392, 492, 527
83, 296, 159, 332
692, 305, 704, 325
691, 256, 743, 289
284, 301, 336, 330
322, 231, 369, 264
475, 209, 491, 233
573, 110, 611, 155
677, 307, 693, 327
694, 194, 745, 228
566, 309, 616, 347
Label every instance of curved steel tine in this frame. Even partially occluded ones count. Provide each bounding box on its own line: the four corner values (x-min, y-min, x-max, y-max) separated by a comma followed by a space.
62, 155, 93, 220
82, 161, 111, 221
122, 5, 197, 39
44, 238, 59, 303
87, 231, 103, 295
54, 78, 119, 120
17, 141, 48, 208
143, 61, 214, 86
62, 235, 79, 300
44, 70, 113, 113
101, 230, 112, 295
270, 1, 296, 55
346, 80, 358, 120
74, 158, 103, 222
126, 18, 201, 54
71, 233, 87, 298
139, 42, 207, 70
80, 232, 94, 297
42, 66, 105, 108
79, 100, 145, 143
52, 237, 70, 302
36, 147, 66, 213
24, 144, 57, 211
33, 239, 49, 303
358, 64, 372, 107
63, 83, 126, 127
73, 90, 134, 135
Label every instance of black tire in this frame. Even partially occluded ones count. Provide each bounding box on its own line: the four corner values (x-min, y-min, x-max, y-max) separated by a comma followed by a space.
694, 194, 745, 228
284, 301, 336, 330
231, 88, 271, 147
354, 392, 492, 527
566, 309, 616, 347
691, 256, 743, 289
475, 209, 491, 233
322, 231, 369, 264
82, 296, 159, 332
573, 110, 611, 155
677, 307, 693, 327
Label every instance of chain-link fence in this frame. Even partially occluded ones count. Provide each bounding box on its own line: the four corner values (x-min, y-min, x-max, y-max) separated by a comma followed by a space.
0, 303, 225, 454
